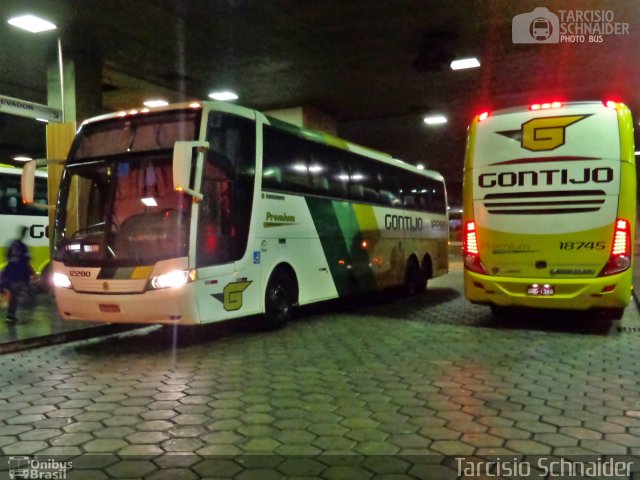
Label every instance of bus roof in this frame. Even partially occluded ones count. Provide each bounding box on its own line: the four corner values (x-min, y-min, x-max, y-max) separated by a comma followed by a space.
80, 101, 445, 183
480, 100, 624, 118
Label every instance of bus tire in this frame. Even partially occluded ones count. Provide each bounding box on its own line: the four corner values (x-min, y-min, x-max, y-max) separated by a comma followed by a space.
264, 269, 296, 330
601, 307, 624, 321
490, 305, 513, 320
404, 258, 425, 296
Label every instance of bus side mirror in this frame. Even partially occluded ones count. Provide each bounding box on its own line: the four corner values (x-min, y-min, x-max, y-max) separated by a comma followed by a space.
21, 160, 37, 205
21, 158, 61, 210
173, 141, 209, 201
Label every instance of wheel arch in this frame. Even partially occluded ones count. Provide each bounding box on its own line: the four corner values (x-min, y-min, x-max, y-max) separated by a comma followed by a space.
264, 261, 299, 306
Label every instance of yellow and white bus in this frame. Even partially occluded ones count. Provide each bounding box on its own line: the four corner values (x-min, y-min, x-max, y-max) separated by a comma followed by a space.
23, 101, 448, 328
0, 165, 49, 281
463, 100, 635, 316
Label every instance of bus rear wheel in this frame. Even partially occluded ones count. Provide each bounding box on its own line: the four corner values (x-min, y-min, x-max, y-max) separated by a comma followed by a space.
264, 270, 296, 330
404, 259, 426, 296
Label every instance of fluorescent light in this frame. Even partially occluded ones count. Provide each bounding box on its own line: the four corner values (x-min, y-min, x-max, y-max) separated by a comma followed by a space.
209, 91, 238, 101
36, 118, 48, 123
450, 57, 481, 70
416, 164, 425, 170
14, 156, 32, 162
143, 99, 169, 108
635, 151, 640, 155
8, 14, 57, 33
423, 115, 447, 125
141, 197, 158, 207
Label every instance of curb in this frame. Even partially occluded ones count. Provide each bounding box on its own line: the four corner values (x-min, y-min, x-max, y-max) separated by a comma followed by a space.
0, 324, 139, 354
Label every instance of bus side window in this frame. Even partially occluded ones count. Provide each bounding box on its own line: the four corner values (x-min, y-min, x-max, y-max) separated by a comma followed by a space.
308, 142, 347, 198
421, 178, 446, 214
403, 195, 416, 209
378, 165, 402, 207
262, 167, 282, 188
399, 170, 422, 211
348, 156, 379, 203
433, 181, 447, 214
263, 127, 310, 194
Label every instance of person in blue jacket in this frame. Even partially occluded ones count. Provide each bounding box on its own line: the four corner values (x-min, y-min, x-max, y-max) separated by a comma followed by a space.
2, 226, 34, 323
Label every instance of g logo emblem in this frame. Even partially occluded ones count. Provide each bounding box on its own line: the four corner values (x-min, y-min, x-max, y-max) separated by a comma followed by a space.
222, 281, 252, 311
521, 115, 588, 151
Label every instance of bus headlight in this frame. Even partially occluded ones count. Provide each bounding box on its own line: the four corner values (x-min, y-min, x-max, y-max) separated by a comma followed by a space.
150, 269, 197, 289
53, 272, 72, 289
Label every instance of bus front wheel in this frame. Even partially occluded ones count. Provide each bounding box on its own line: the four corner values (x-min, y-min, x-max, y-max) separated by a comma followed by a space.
264, 269, 296, 330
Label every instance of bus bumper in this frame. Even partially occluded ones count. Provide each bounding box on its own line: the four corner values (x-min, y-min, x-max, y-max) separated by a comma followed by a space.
54, 284, 201, 325
464, 269, 632, 310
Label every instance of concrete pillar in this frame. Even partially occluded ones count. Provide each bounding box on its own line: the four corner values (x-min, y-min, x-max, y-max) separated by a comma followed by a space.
46, 41, 103, 250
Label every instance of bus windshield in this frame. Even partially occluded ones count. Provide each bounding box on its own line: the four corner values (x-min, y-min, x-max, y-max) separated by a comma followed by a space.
55, 154, 191, 266
54, 109, 201, 267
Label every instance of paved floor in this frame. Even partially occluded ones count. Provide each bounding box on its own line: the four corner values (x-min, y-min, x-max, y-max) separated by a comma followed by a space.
0, 294, 105, 346
0, 262, 639, 479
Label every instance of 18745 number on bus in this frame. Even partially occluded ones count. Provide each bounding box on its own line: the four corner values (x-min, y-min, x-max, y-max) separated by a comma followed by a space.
559, 241, 605, 250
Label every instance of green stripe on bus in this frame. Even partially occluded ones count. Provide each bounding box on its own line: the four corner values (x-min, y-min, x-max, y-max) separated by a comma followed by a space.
305, 197, 376, 296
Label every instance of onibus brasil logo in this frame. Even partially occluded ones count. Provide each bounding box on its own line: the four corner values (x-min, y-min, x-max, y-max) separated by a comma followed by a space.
8, 457, 72, 479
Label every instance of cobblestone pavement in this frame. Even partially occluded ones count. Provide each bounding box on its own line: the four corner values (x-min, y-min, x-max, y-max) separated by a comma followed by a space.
0, 262, 639, 479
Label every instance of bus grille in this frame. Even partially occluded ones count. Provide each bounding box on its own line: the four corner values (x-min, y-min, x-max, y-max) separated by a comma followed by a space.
483, 189, 606, 215
72, 279, 147, 294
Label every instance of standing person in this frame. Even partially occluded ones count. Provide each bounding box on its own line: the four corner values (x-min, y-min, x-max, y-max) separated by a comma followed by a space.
2, 226, 33, 323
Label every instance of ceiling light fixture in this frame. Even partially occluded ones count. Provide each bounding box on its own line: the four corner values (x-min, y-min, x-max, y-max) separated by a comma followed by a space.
416, 164, 425, 170
7, 14, 57, 33
143, 99, 169, 107
423, 115, 447, 125
209, 91, 238, 101
14, 156, 32, 162
450, 57, 481, 70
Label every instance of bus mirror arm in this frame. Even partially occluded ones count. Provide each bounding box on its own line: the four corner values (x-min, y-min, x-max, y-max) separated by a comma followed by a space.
173, 141, 209, 201
21, 158, 64, 206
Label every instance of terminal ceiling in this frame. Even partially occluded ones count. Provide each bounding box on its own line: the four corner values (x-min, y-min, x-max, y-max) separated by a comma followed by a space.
0, 0, 639, 199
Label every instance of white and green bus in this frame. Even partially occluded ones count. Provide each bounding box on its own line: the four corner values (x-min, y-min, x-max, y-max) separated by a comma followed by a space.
23, 101, 448, 328
0, 164, 50, 282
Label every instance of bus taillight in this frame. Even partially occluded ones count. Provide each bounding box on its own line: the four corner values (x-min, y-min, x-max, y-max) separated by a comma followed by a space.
463, 221, 487, 274
600, 218, 631, 276
530, 101, 562, 110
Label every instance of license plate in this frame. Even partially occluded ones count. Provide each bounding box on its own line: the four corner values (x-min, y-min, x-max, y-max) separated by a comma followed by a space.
526, 284, 555, 296
99, 304, 121, 313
